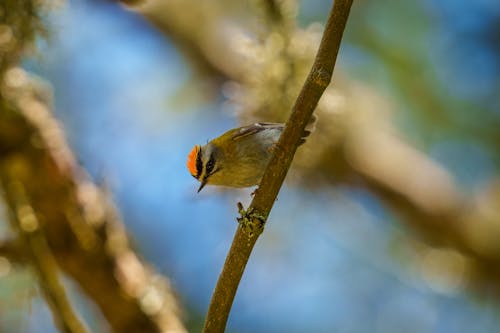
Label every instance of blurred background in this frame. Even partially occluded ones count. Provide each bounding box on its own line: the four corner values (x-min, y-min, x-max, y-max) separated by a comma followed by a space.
1, 0, 500, 332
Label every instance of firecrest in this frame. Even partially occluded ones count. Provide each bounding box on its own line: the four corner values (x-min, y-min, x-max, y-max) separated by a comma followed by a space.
187, 122, 312, 192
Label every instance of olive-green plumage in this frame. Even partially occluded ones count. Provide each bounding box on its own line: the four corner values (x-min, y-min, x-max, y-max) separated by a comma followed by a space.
190, 122, 312, 192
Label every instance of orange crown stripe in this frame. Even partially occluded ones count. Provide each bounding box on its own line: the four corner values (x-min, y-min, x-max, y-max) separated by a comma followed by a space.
187, 145, 201, 177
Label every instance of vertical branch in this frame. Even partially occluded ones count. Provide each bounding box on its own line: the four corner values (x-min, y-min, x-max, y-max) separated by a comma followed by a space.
202, 1, 354, 332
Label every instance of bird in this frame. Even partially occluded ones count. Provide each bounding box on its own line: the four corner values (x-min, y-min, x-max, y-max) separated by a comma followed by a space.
187, 121, 313, 192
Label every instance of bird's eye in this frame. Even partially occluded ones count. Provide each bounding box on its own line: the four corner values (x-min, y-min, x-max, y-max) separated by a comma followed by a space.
206, 158, 215, 174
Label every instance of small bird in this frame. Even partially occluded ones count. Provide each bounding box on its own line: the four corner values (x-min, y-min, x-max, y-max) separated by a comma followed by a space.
187, 122, 312, 192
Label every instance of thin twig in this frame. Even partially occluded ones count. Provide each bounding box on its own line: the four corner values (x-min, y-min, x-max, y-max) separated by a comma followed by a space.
202, 1, 353, 332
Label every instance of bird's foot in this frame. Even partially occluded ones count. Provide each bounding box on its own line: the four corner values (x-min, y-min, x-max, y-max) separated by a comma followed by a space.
237, 202, 265, 238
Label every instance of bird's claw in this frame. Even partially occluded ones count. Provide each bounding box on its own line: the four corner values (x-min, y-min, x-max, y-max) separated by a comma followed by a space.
237, 202, 265, 238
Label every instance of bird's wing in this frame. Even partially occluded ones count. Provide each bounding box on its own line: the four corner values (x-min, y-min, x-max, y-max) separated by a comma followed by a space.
231, 122, 284, 140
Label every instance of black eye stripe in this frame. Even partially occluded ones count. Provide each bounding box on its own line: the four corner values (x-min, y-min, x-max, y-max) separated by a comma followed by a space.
195, 149, 203, 179
206, 155, 215, 174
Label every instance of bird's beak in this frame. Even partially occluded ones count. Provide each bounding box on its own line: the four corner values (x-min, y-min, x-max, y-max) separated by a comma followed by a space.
197, 180, 207, 193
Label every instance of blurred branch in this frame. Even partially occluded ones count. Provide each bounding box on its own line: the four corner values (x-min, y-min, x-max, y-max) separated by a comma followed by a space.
263, 0, 284, 23
0, 239, 28, 263
350, 17, 500, 149
0, 69, 187, 333
202, 1, 353, 332
351, 25, 451, 127
296, 92, 500, 293
124, 1, 230, 84
7, 184, 89, 333
0, 0, 45, 76
123, 1, 251, 82
119, 0, 500, 296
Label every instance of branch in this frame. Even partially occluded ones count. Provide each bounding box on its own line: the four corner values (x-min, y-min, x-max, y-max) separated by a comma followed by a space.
263, 0, 284, 23
7, 185, 89, 333
0, 239, 28, 263
202, 1, 353, 332
119, 0, 500, 297
0, 71, 187, 333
